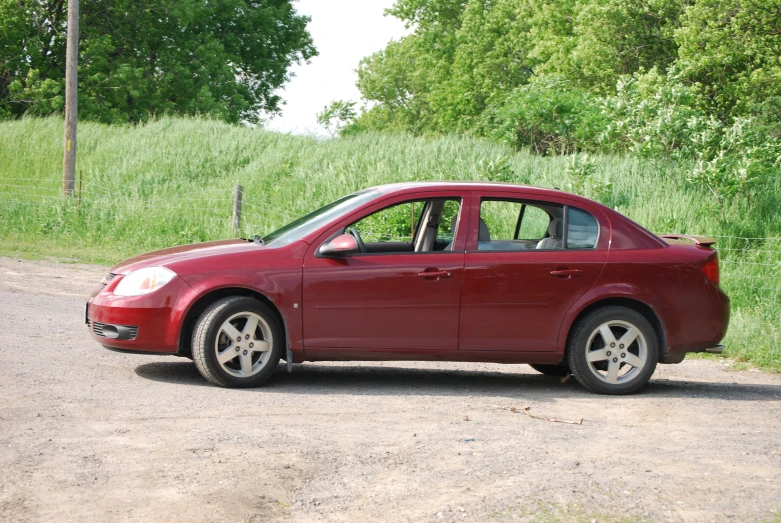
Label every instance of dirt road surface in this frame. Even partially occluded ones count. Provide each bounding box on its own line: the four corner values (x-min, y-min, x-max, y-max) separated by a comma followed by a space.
1, 257, 779, 522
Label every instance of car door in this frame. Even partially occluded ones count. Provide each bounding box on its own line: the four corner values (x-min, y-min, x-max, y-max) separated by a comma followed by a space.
302, 192, 469, 351
458, 192, 608, 352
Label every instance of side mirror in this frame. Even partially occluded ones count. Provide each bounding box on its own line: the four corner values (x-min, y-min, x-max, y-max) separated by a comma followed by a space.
319, 233, 360, 256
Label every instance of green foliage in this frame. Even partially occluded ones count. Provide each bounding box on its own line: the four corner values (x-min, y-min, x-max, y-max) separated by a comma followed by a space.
316, 100, 357, 138
676, 0, 781, 119
477, 156, 517, 183
0, 0, 316, 123
351, 0, 781, 212
354, 0, 536, 134
535, 0, 683, 93
353, 201, 423, 243
687, 118, 781, 204
445, 0, 535, 130
354, 0, 688, 134
484, 77, 607, 155
353, 35, 448, 134
596, 69, 781, 204
1, 117, 780, 370
599, 69, 709, 160
564, 154, 613, 203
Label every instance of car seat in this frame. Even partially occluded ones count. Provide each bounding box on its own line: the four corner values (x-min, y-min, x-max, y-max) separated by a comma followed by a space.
536, 218, 563, 249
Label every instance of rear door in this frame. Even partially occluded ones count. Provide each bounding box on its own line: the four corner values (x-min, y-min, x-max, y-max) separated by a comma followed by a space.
459, 192, 609, 352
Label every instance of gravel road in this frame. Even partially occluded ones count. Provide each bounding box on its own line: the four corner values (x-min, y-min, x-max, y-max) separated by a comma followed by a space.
1, 257, 780, 522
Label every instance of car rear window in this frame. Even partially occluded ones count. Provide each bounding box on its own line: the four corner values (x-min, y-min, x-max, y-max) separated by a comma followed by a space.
567, 207, 599, 249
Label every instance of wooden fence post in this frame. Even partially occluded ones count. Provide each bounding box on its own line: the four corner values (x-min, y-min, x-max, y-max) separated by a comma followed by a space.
232, 184, 243, 236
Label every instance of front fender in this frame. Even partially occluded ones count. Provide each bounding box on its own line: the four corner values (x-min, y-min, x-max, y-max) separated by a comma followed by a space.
175, 268, 304, 355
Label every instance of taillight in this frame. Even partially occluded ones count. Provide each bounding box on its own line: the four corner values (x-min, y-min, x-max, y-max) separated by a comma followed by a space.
700, 254, 719, 286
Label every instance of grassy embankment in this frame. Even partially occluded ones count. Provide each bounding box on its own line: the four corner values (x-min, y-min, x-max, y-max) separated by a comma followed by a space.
1, 117, 779, 370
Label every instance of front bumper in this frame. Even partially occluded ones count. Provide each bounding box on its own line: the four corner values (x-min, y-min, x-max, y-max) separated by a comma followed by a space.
86, 274, 194, 354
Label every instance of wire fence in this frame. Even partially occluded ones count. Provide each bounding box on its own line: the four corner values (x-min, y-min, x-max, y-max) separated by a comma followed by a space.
0, 179, 305, 238
1, 180, 780, 274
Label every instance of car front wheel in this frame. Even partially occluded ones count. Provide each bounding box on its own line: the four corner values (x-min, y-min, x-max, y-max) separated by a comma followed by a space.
567, 306, 659, 395
192, 296, 282, 388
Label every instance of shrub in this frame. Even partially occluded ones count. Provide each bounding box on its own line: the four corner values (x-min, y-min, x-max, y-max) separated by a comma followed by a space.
484, 78, 608, 155
688, 118, 781, 205
598, 68, 711, 161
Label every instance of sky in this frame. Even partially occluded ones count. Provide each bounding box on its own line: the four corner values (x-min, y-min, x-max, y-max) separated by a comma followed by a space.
264, 0, 409, 136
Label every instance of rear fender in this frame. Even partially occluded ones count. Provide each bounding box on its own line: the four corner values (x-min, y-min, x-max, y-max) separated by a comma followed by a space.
556, 284, 667, 356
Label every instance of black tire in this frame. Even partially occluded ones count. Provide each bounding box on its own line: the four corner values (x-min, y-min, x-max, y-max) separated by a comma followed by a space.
567, 306, 659, 395
529, 363, 571, 377
192, 296, 283, 388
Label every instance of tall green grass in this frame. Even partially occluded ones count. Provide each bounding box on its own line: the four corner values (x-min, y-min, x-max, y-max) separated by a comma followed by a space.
1, 117, 779, 370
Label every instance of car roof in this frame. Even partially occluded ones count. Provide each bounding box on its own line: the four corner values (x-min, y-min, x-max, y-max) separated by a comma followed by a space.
367, 181, 668, 250
369, 181, 586, 201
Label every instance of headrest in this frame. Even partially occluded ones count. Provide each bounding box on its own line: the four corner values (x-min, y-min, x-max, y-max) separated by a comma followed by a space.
548, 218, 563, 237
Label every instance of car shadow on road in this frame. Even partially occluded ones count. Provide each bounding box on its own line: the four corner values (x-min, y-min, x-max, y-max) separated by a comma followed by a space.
134, 361, 781, 401
135, 361, 581, 400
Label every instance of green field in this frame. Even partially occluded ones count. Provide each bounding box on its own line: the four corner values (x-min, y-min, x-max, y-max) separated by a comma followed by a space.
1, 117, 779, 370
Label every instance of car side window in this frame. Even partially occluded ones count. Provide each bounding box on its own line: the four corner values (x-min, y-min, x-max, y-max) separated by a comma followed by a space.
348, 198, 461, 253
436, 200, 461, 245
480, 200, 522, 241
352, 201, 424, 244
517, 206, 549, 240
478, 199, 564, 251
567, 206, 599, 249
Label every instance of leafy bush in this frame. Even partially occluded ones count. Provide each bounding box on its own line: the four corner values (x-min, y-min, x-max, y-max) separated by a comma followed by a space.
599, 69, 781, 204
484, 78, 607, 155
564, 154, 613, 203
598, 69, 710, 161
688, 118, 781, 205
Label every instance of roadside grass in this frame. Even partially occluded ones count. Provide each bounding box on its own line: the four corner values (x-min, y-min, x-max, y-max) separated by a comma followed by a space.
1, 117, 779, 371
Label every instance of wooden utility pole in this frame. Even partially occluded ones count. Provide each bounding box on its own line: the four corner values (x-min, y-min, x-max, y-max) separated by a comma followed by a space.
62, 0, 79, 197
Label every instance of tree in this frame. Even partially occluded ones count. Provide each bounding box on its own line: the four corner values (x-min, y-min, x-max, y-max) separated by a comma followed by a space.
447, 0, 535, 131
316, 100, 357, 137
353, 0, 466, 134
676, 0, 781, 120
0, 0, 316, 123
353, 0, 686, 135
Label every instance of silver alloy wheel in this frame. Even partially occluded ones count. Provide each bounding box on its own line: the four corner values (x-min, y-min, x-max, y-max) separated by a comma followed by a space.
585, 320, 647, 384
214, 311, 273, 378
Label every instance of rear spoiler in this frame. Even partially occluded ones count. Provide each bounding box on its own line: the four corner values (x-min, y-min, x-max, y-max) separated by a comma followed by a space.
659, 234, 717, 248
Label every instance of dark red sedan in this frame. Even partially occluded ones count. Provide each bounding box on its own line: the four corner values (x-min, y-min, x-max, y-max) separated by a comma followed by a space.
86, 182, 729, 394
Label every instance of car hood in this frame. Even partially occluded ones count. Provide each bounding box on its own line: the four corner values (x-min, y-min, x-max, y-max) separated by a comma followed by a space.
110, 239, 264, 274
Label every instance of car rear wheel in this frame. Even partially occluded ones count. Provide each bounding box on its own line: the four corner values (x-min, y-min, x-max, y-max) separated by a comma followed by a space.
192, 296, 282, 388
567, 306, 659, 395
529, 363, 571, 377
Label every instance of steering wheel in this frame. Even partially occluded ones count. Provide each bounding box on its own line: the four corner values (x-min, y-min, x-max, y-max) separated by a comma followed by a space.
347, 227, 367, 253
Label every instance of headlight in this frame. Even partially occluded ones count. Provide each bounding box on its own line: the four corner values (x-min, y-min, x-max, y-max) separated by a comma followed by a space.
113, 267, 176, 297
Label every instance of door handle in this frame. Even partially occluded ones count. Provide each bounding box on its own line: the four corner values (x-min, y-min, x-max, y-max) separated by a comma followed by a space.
550, 269, 584, 278
417, 270, 452, 279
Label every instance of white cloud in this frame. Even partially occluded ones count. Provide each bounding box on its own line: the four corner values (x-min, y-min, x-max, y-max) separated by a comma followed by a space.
264, 0, 409, 136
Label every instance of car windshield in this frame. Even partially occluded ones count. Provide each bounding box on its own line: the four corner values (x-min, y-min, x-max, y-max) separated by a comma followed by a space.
263, 189, 380, 246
